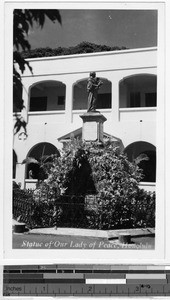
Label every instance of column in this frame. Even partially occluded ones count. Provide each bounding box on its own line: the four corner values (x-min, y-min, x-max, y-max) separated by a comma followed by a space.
15, 163, 25, 189
65, 82, 73, 124
20, 81, 30, 124
111, 76, 121, 123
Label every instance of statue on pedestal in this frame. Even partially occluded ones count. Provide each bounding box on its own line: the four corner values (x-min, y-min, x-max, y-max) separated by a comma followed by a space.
87, 72, 103, 112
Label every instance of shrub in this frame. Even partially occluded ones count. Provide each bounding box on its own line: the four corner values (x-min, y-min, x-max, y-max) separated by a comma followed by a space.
37, 140, 155, 229
85, 190, 155, 230
13, 183, 34, 226
133, 188, 155, 228
13, 182, 62, 228
13, 140, 155, 230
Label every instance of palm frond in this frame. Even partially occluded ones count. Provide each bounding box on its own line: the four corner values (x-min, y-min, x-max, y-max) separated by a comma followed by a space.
134, 154, 149, 165
22, 157, 39, 164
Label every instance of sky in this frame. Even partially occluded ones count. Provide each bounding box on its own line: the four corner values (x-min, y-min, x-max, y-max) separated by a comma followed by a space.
27, 10, 157, 50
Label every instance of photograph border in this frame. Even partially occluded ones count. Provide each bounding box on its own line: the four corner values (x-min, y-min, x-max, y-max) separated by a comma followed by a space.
2, 0, 168, 263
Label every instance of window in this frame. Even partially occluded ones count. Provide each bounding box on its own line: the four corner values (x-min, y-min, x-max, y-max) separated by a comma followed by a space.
129, 92, 141, 107
145, 93, 157, 107
58, 96, 65, 106
30, 97, 47, 111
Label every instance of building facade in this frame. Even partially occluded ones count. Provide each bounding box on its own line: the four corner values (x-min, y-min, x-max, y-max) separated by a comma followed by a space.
13, 47, 157, 191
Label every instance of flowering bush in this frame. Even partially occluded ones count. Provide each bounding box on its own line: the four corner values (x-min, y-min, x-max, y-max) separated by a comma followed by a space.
36, 140, 155, 229
13, 140, 155, 229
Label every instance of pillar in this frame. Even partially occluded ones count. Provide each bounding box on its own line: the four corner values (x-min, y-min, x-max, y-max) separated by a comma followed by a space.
111, 76, 121, 123
21, 81, 30, 124
65, 82, 73, 124
15, 163, 25, 189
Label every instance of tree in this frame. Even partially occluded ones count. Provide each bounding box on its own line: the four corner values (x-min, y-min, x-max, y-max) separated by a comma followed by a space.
21, 41, 127, 59
13, 9, 61, 134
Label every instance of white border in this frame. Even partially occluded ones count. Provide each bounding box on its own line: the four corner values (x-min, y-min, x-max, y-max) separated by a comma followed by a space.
0, 0, 5, 264
165, 0, 170, 263
2, 1, 168, 264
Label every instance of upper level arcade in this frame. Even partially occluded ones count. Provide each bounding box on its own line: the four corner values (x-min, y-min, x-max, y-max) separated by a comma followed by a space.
15, 47, 156, 127
29, 81, 66, 112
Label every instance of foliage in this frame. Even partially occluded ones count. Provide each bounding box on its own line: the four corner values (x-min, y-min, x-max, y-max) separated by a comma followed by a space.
21, 41, 127, 59
13, 182, 62, 228
13, 183, 34, 226
22, 155, 55, 181
86, 190, 155, 230
13, 140, 155, 229
13, 9, 61, 133
132, 188, 155, 228
36, 140, 155, 229
38, 139, 95, 196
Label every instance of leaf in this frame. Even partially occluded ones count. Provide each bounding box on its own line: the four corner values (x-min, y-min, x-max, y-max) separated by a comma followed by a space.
13, 9, 61, 133
134, 154, 149, 165
13, 116, 27, 135
22, 157, 39, 164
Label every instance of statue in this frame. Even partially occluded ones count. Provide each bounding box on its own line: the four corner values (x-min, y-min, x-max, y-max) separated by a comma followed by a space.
87, 72, 103, 112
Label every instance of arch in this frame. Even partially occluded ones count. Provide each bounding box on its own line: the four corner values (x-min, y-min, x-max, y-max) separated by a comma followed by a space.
25, 142, 60, 180
119, 74, 157, 108
29, 80, 66, 112
124, 141, 156, 182
73, 77, 112, 110
13, 150, 17, 179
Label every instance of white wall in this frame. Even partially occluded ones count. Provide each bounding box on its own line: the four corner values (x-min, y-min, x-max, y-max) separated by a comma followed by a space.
13, 47, 157, 188
20, 47, 157, 77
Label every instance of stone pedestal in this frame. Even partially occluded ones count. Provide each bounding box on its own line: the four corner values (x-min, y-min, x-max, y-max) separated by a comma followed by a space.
80, 112, 107, 142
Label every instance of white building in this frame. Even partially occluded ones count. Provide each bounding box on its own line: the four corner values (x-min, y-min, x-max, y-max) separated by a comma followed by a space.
13, 47, 157, 191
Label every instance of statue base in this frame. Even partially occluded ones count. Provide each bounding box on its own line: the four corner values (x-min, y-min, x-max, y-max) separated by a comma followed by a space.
80, 112, 107, 142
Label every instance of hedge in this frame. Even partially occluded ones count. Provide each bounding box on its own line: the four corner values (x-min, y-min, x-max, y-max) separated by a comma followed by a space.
13, 183, 155, 230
